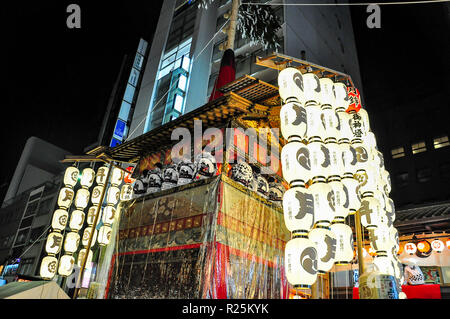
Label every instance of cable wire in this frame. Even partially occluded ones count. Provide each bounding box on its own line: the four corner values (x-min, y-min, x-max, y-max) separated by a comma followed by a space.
242, 0, 450, 6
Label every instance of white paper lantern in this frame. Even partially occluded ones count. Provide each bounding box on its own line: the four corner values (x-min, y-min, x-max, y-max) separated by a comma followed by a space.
102, 206, 116, 226
278, 67, 305, 104
351, 139, 370, 172
283, 186, 314, 232
307, 139, 329, 180
330, 219, 354, 264
74, 188, 90, 209
357, 107, 371, 133
82, 227, 98, 247
111, 167, 124, 187
336, 111, 354, 142
431, 239, 444, 253
382, 169, 392, 195
369, 225, 391, 253
86, 206, 99, 226
326, 140, 343, 179
51, 209, 68, 232
45, 232, 64, 255
348, 112, 368, 139
80, 168, 95, 188
69, 209, 85, 231
328, 179, 348, 219
363, 132, 377, 151
333, 82, 349, 111
285, 236, 318, 288
77, 249, 93, 267
98, 225, 112, 246
58, 255, 75, 277
341, 176, 361, 214
357, 162, 378, 197
359, 196, 381, 230
404, 242, 417, 255
91, 185, 104, 205
40, 256, 58, 280
390, 227, 399, 254
64, 232, 80, 254
303, 73, 321, 106
280, 102, 308, 141
64, 166, 79, 188
373, 254, 395, 276
305, 105, 325, 141
308, 180, 334, 226
96, 166, 110, 186
319, 77, 336, 108
106, 186, 120, 206
340, 142, 358, 177
57, 187, 74, 209
308, 226, 336, 273
120, 184, 134, 201
281, 140, 311, 186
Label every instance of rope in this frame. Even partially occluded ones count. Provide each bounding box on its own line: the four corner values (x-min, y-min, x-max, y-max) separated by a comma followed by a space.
242, 0, 450, 6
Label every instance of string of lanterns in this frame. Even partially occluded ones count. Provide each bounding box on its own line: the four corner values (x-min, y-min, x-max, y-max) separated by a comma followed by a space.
278, 67, 403, 295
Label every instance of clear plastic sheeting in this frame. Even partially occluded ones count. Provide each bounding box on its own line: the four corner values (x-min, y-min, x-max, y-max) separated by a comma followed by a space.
102, 175, 290, 299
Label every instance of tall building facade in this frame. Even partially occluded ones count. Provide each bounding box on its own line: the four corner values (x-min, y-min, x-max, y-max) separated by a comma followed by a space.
128, 0, 363, 140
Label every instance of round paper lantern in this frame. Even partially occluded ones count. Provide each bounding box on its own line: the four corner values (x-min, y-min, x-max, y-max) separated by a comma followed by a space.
283, 186, 314, 232
347, 87, 361, 113
57, 187, 74, 209
431, 239, 444, 253
373, 253, 395, 276
328, 178, 348, 219
51, 209, 68, 232
102, 206, 116, 226
278, 67, 305, 104
447, 239, 450, 249
417, 240, 432, 254
359, 195, 381, 230
305, 105, 325, 141
82, 227, 98, 247
106, 186, 120, 206
404, 242, 417, 255
326, 140, 343, 179
77, 249, 93, 267
96, 166, 110, 186
321, 106, 340, 142
351, 139, 370, 171
64, 166, 79, 188
308, 180, 334, 226
381, 169, 392, 195
308, 226, 336, 273
330, 219, 354, 264
333, 82, 349, 111
357, 163, 379, 198
98, 225, 112, 246
363, 132, 377, 151
348, 111, 368, 139
124, 166, 136, 184
307, 139, 329, 180
120, 183, 134, 201
74, 188, 90, 209
111, 167, 124, 187
69, 209, 85, 231
64, 232, 80, 254
40, 256, 58, 280
86, 206, 99, 226
303, 73, 321, 106
280, 102, 308, 141
91, 185, 104, 205
340, 142, 357, 177
45, 232, 64, 255
80, 168, 95, 188
340, 176, 361, 214
369, 225, 391, 253
58, 255, 75, 277
284, 236, 318, 289
319, 77, 335, 108
336, 111, 354, 143
281, 140, 311, 186
357, 107, 371, 133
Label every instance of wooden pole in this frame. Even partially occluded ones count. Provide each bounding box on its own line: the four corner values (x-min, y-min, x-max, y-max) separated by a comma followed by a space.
354, 211, 365, 277
225, 0, 240, 50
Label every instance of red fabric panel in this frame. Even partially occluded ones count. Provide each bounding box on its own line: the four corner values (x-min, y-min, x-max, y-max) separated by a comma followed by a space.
353, 284, 442, 299
209, 65, 236, 102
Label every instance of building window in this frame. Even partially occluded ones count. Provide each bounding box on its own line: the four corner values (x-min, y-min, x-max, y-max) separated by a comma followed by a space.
416, 167, 432, 183
439, 162, 450, 179
412, 141, 427, 154
395, 172, 409, 188
433, 135, 450, 149
391, 147, 405, 159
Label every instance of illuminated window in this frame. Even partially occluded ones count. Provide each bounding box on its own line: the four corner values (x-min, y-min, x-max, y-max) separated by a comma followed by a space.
391, 147, 405, 159
412, 141, 427, 154
433, 136, 449, 149
173, 94, 184, 112
178, 74, 187, 91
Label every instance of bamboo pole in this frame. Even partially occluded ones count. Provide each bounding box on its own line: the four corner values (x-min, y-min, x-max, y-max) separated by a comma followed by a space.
226, 0, 240, 50
354, 211, 365, 277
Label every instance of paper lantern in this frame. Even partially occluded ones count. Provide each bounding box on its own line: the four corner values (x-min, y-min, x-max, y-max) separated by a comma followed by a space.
381, 169, 392, 195
106, 186, 120, 206
69, 209, 85, 231
363, 132, 377, 151
357, 163, 378, 198
404, 242, 417, 255
303, 73, 321, 106
284, 236, 318, 289
334, 82, 349, 111
357, 107, 371, 133
340, 142, 357, 176
348, 111, 367, 139
347, 87, 361, 113
58, 255, 75, 277
307, 139, 329, 180
308, 226, 336, 273
305, 105, 325, 141
431, 239, 444, 253
120, 183, 134, 201
82, 227, 98, 247
51, 209, 68, 232
111, 167, 124, 187
64, 232, 80, 254
86, 206, 99, 226
91, 185, 104, 205
40, 256, 58, 280
321, 106, 339, 142
278, 67, 305, 104
102, 206, 116, 226
280, 102, 308, 141
351, 139, 370, 171
309, 180, 334, 226
281, 140, 311, 186
359, 196, 381, 229
330, 219, 354, 264
282, 186, 314, 232
340, 176, 361, 214
124, 166, 136, 184
373, 254, 395, 276
74, 188, 90, 209
96, 166, 110, 186
64, 166, 79, 188
77, 249, 93, 267
369, 225, 391, 253
98, 225, 112, 246
57, 187, 74, 209
326, 140, 343, 179
319, 77, 336, 109
328, 179, 348, 219
336, 111, 354, 143
45, 232, 64, 255
80, 168, 95, 188
417, 240, 431, 253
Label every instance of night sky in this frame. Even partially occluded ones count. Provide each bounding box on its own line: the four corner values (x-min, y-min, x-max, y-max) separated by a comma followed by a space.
3, 1, 450, 204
